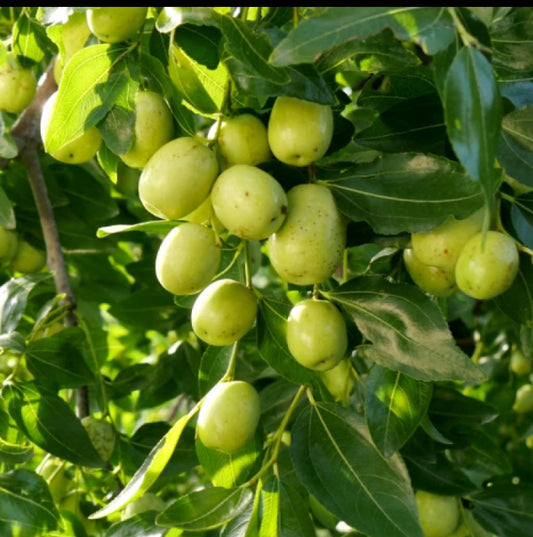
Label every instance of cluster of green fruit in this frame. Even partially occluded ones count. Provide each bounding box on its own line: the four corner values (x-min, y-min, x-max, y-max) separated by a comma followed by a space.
0, 227, 46, 274
404, 208, 520, 300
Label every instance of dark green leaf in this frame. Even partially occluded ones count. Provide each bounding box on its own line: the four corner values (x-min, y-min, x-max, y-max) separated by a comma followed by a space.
291, 402, 424, 537
444, 47, 502, 200
365, 365, 432, 456
0, 469, 59, 534
2, 381, 103, 467
198, 345, 234, 396
0, 331, 26, 354
156, 486, 253, 530
510, 194, 533, 248
323, 276, 486, 382
0, 186, 15, 229
104, 511, 167, 537
325, 153, 486, 235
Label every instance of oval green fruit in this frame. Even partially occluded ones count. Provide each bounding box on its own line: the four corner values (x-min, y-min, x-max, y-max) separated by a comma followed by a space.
268, 183, 346, 285
41, 91, 102, 164
211, 164, 288, 240
403, 248, 456, 297
320, 358, 355, 406
120, 90, 174, 169
513, 384, 533, 413
509, 348, 532, 376
196, 380, 261, 454
212, 113, 272, 168
155, 223, 221, 296
86, 7, 148, 44
191, 279, 258, 346
415, 490, 460, 537
138, 136, 219, 220
10, 240, 46, 274
411, 208, 484, 274
0, 52, 36, 114
287, 299, 347, 372
267, 96, 333, 167
0, 228, 18, 263
455, 230, 519, 300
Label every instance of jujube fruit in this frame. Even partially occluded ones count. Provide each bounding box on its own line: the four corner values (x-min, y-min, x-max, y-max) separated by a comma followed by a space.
86, 7, 148, 44
0, 52, 36, 114
10, 240, 46, 274
415, 490, 460, 537
403, 248, 456, 297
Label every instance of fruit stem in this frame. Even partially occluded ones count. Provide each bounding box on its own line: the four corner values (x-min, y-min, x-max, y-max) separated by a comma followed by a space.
220, 341, 240, 382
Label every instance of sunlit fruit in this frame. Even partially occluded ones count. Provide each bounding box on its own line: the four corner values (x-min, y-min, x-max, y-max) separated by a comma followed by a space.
86, 7, 148, 44
155, 223, 221, 296
286, 298, 347, 372
211, 113, 272, 168
0, 52, 37, 114
415, 490, 460, 537
411, 208, 484, 274
120, 90, 174, 169
403, 248, 456, 297
268, 183, 346, 285
41, 91, 102, 164
10, 240, 46, 274
512, 384, 533, 413
509, 348, 532, 376
138, 136, 218, 220
319, 358, 356, 406
0, 228, 18, 263
191, 279, 257, 346
455, 230, 519, 300
210, 164, 288, 240
196, 380, 261, 454
267, 96, 333, 167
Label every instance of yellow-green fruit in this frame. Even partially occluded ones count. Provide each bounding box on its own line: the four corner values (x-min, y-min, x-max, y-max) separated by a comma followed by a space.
513, 384, 533, 413
287, 299, 347, 372
191, 279, 257, 346
155, 223, 221, 296
0, 52, 37, 114
267, 96, 333, 167
411, 209, 484, 274
211, 164, 288, 240
455, 231, 519, 300
510, 348, 532, 376
120, 90, 174, 169
115, 163, 141, 198
0, 228, 18, 263
212, 113, 272, 168
196, 380, 261, 454
41, 91, 102, 164
86, 7, 148, 44
415, 490, 460, 537
403, 248, 456, 297
10, 240, 46, 274
320, 358, 356, 406
268, 183, 346, 286
138, 136, 219, 220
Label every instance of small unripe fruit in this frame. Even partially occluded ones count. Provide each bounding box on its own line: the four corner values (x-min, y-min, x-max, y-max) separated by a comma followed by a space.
196, 380, 261, 454
403, 248, 456, 297
0, 52, 36, 114
510, 349, 532, 376
513, 384, 533, 413
86, 7, 148, 44
287, 299, 347, 372
0, 228, 18, 263
155, 223, 221, 296
415, 490, 460, 537
320, 358, 356, 406
211, 164, 288, 240
191, 279, 258, 346
10, 240, 46, 274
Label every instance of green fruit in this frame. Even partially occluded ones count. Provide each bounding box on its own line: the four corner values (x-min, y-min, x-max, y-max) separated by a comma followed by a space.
138, 136, 219, 220
415, 490, 460, 537
155, 223, 221, 296
0, 52, 36, 114
287, 298, 347, 372
86, 7, 148, 44
81, 416, 116, 462
196, 380, 261, 454
411, 209, 484, 274
510, 348, 532, 376
191, 279, 257, 346
120, 90, 174, 169
512, 384, 533, 413
320, 358, 356, 405
268, 183, 346, 286
455, 231, 519, 300
41, 91, 102, 164
212, 113, 272, 168
10, 240, 46, 274
211, 164, 288, 240
403, 248, 457, 297
0, 228, 18, 263
121, 493, 166, 520
267, 96, 334, 167
115, 162, 141, 198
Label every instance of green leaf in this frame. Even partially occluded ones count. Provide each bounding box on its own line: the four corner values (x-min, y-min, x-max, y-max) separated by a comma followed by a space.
156, 7, 222, 34
365, 365, 432, 456
291, 402, 424, 537
323, 276, 486, 383
0, 331, 26, 354
2, 381, 104, 468
198, 345, 234, 396
89, 411, 194, 519
156, 486, 253, 530
0, 469, 59, 534
0, 436, 33, 465
324, 153, 486, 235
443, 46, 502, 201
257, 297, 315, 386
510, 194, 533, 249
271, 7, 455, 66
97, 220, 179, 237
